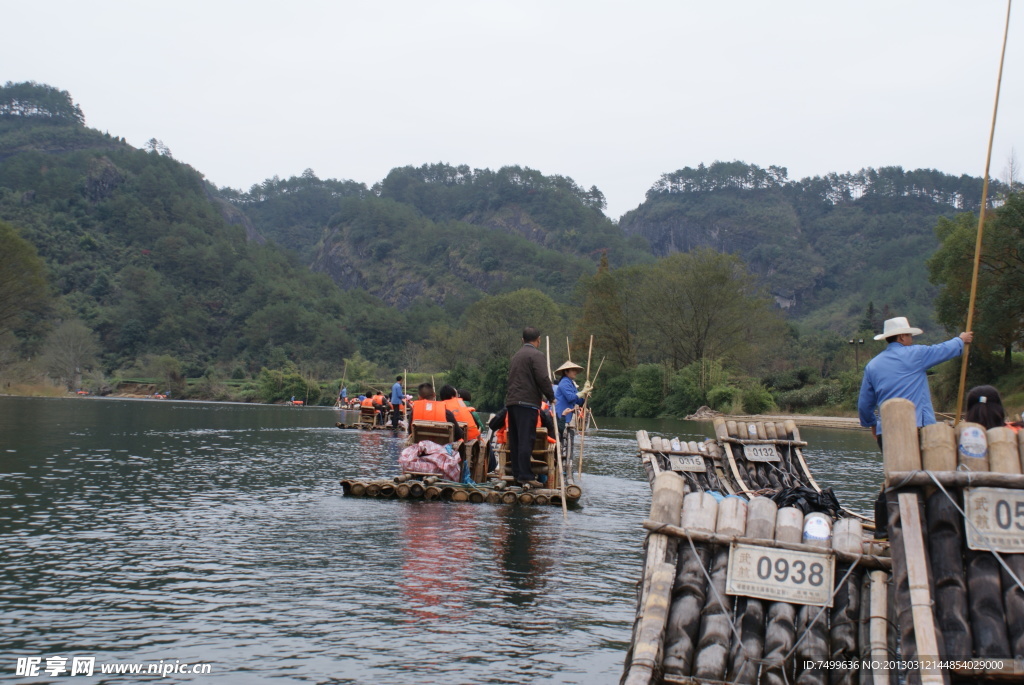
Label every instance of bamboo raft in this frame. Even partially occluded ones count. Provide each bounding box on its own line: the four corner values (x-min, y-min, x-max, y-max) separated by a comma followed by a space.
625, 420, 894, 685
879, 398, 1024, 683
335, 406, 400, 430
339, 474, 582, 506
340, 418, 583, 508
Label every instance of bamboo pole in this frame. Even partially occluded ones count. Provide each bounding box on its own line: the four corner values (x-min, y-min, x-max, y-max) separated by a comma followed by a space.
728, 497, 776, 684
545, 336, 569, 519
577, 334, 595, 481
883, 398, 945, 684
868, 570, 890, 685
762, 506, 804, 685
954, 0, 1013, 427
830, 519, 864, 685
663, 492, 718, 677
693, 497, 744, 681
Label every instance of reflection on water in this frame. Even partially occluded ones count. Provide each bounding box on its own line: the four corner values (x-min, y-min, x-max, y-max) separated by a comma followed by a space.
0, 398, 880, 683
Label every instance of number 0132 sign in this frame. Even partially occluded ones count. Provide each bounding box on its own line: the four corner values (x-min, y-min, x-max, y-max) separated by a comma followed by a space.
964, 487, 1024, 553
726, 543, 835, 606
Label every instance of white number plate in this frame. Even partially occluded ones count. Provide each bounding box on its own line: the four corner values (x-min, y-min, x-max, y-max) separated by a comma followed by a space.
668, 454, 706, 472
965, 487, 1024, 552
726, 543, 835, 606
744, 444, 780, 462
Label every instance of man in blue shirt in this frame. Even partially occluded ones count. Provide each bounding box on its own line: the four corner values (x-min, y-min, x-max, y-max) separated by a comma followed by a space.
390, 376, 405, 429
858, 316, 973, 446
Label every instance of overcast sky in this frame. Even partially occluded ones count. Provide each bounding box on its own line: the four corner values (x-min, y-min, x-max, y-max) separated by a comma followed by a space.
6, 1, 1021, 219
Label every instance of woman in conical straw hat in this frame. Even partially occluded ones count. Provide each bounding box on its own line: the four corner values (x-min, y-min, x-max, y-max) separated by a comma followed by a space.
553, 361, 590, 431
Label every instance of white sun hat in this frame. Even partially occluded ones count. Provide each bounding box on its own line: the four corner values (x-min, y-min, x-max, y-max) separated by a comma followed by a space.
874, 316, 924, 341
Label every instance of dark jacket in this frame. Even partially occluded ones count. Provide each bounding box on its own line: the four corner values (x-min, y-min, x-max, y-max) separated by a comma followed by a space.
505, 343, 555, 407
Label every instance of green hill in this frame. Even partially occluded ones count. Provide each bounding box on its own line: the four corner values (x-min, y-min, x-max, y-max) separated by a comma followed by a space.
0, 82, 404, 375
620, 160, 997, 335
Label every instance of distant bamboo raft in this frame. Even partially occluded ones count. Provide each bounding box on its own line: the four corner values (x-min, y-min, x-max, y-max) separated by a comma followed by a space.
880, 398, 1024, 684
339, 476, 581, 508
625, 423, 893, 685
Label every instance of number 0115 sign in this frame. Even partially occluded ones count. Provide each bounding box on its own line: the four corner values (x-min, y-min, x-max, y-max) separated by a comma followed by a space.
964, 487, 1024, 553
726, 543, 835, 606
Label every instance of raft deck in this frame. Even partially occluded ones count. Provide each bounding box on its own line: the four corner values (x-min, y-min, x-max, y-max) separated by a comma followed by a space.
624, 419, 892, 685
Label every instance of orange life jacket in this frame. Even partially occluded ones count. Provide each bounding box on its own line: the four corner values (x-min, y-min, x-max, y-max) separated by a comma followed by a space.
411, 399, 447, 423
496, 408, 555, 444
360, 397, 374, 408
444, 398, 480, 441
539, 402, 556, 443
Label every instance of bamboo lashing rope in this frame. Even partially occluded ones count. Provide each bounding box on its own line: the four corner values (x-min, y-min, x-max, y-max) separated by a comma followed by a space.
954, 0, 1013, 427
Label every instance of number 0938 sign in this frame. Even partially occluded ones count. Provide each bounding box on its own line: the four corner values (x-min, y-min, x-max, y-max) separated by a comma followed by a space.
726, 543, 835, 606
964, 487, 1024, 553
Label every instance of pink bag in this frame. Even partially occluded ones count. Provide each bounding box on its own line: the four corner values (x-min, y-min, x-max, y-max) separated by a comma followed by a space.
399, 440, 462, 481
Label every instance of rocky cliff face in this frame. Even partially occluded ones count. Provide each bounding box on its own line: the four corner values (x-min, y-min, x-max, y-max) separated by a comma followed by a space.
210, 195, 265, 244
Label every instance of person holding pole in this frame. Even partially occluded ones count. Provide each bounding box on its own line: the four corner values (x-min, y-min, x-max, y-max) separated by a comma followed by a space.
390, 375, 404, 430
505, 327, 555, 488
857, 316, 972, 540
857, 316, 973, 448
553, 361, 591, 461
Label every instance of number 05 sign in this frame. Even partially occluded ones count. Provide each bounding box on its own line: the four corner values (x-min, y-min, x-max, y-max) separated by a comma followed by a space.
965, 487, 1024, 553
726, 543, 835, 606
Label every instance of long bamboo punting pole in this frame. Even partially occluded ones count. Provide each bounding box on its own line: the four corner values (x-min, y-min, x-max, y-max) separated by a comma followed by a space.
545, 336, 569, 519
577, 334, 595, 481
954, 0, 1013, 427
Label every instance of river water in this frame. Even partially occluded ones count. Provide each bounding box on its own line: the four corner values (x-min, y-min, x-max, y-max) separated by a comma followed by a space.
0, 397, 882, 684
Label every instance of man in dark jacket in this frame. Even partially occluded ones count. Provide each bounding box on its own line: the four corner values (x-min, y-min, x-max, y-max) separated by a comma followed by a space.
505, 327, 555, 487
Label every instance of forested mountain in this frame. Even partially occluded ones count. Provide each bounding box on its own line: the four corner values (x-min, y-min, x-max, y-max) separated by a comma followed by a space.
0, 82, 407, 375
1, 82, 1005, 406
621, 161, 1000, 333
226, 163, 651, 311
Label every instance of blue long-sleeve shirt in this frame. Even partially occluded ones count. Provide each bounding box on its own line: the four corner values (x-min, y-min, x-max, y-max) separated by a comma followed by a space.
857, 337, 964, 433
554, 376, 585, 424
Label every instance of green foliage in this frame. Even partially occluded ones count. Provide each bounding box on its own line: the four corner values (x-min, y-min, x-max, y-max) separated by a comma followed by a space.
663, 359, 731, 416
256, 366, 322, 404
0, 81, 85, 125
741, 384, 775, 414
773, 382, 845, 411
623, 161, 995, 337
0, 112, 382, 377
613, 364, 665, 418
929, 194, 1024, 371
587, 371, 631, 417
0, 220, 50, 339
706, 385, 739, 412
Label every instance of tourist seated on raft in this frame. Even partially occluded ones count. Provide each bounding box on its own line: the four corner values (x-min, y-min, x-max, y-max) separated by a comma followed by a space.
411, 383, 464, 442
438, 384, 480, 441
457, 389, 487, 437
485, 405, 556, 474
965, 385, 1019, 432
